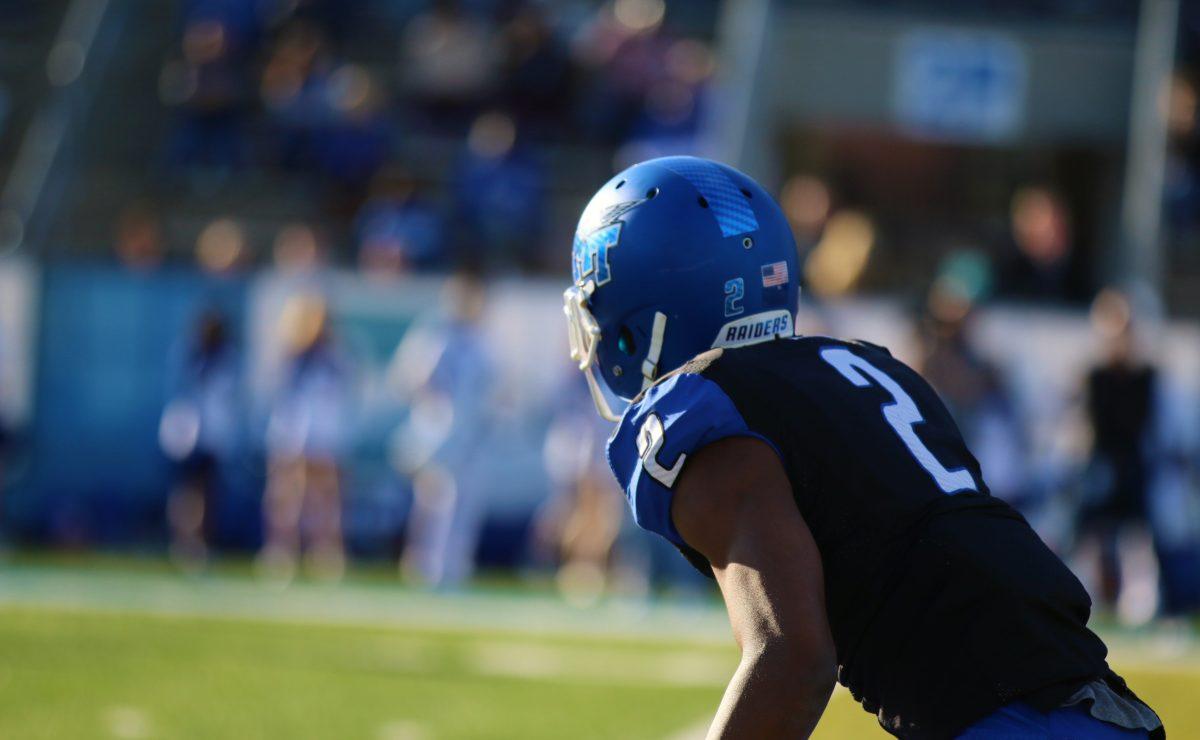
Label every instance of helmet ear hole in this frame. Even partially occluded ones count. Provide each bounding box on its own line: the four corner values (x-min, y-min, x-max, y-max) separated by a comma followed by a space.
618, 326, 637, 355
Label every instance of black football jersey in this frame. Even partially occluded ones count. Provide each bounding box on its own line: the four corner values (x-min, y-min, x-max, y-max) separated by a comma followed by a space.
607, 336, 1116, 738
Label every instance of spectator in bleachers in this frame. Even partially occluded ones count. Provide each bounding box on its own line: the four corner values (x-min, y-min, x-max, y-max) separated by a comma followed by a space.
113, 201, 165, 272
278, 0, 363, 46
616, 37, 714, 165
400, 0, 500, 133
571, 0, 671, 144
260, 21, 336, 167
781, 174, 833, 256
179, 0, 265, 57
996, 185, 1090, 304
158, 309, 241, 572
259, 294, 352, 582
1076, 289, 1162, 623
389, 269, 494, 588
497, 3, 573, 140
355, 166, 447, 275
272, 221, 326, 274
310, 63, 392, 216
1164, 72, 1200, 251
453, 110, 545, 268
194, 217, 249, 275
160, 16, 251, 181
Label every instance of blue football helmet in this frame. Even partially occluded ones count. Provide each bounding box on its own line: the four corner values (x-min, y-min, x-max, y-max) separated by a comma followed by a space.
564, 156, 800, 420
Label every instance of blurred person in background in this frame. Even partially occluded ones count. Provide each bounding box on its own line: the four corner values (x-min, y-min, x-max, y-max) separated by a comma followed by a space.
272, 221, 325, 275
572, 0, 671, 145
996, 185, 1090, 304
260, 21, 336, 171
400, 0, 499, 133
781, 173, 833, 256
0, 325, 8, 534
496, 2, 573, 141
309, 63, 391, 217
615, 37, 714, 165
1076, 289, 1162, 624
179, 0, 265, 55
1164, 72, 1200, 251
388, 269, 493, 588
453, 111, 545, 269
159, 14, 251, 183
113, 201, 165, 272
158, 310, 241, 572
1147, 378, 1200, 622
532, 369, 632, 605
274, 0, 360, 46
355, 166, 447, 275
916, 257, 1030, 511
195, 216, 250, 276
260, 294, 352, 582
803, 209, 877, 300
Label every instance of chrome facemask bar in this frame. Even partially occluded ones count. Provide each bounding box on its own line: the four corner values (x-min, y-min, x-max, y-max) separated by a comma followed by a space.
562, 282, 623, 422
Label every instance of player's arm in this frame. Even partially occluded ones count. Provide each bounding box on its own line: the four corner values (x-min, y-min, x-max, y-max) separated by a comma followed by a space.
672, 436, 836, 740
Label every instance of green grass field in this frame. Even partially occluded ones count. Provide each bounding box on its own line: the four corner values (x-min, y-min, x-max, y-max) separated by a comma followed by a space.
0, 562, 1196, 739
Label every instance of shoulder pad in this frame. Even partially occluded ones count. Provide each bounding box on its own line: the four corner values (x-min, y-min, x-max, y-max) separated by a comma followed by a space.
606, 370, 777, 548
630, 348, 725, 406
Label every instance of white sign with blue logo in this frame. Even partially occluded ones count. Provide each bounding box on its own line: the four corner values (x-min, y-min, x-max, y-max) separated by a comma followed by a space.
893, 28, 1028, 143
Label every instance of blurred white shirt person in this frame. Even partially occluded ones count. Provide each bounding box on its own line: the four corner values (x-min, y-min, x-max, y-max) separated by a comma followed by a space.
389, 271, 493, 588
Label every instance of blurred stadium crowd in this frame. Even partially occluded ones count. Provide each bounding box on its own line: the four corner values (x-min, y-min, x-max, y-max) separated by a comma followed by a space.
121, 0, 721, 274
0, 0, 1198, 627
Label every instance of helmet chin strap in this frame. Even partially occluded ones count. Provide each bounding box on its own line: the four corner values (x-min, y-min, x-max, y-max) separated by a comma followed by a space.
641, 311, 667, 392
582, 364, 622, 423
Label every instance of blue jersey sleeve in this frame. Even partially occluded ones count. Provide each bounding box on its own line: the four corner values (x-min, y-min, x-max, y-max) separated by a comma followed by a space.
606, 372, 779, 549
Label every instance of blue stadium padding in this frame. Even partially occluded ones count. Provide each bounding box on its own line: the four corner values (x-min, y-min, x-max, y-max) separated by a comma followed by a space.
11, 265, 246, 545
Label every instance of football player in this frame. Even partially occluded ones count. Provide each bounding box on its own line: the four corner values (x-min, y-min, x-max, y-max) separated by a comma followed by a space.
562, 156, 1164, 739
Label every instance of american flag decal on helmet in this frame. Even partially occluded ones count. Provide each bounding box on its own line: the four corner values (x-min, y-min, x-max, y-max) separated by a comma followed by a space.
761, 261, 789, 287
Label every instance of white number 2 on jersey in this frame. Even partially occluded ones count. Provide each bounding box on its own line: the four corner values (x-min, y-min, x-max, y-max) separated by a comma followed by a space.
636, 413, 686, 488
820, 348, 976, 494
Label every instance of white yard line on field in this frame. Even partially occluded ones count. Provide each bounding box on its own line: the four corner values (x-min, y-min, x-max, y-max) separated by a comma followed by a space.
467, 641, 732, 687
376, 719, 428, 740
102, 706, 152, 740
